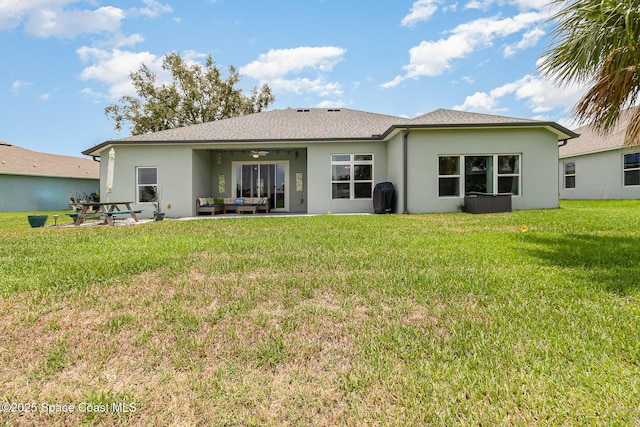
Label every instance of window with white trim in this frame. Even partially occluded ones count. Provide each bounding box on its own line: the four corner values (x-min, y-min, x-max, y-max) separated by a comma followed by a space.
623, 153, 640, 186
438, 156, 460, 197
438, 154, 521, 197
331, 154, 373, 199
136, 167, 157, 203
564, 161, 576, 189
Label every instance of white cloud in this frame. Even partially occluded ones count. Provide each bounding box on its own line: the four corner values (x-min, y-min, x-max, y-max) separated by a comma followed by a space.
0, 0, 72, 31
465, 0, 550, 10
110, 33, 145, 48
268, 78, 343, 97
11, 80, 32, 94
383, 12, 546, 87
135, 0, 173, 18
0, 0, 171, 38
511, 0, 552, 10
39, 93, 50, 100
453, 91, 502, 113
453, 74, 586, 116
25, 6, 124, 38
503, 27, 545, 57
401, 0, 439, 27
316, 100, 347, 109
240, 46, 346, 96
241, 46, 346, 80
464, 0, 485, 10
78, 47, 163, 99
513, 75, 585, 113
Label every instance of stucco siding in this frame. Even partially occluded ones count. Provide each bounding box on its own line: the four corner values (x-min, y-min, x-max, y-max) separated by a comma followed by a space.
386, 133, 404, 214
101, 144, 310, 217
192, 150, 213, 211
559, 149, 640, 199
307, 141, 388, 214
0, 175, 98, 212
100, 145, 194, 218
406, 128, 560, 213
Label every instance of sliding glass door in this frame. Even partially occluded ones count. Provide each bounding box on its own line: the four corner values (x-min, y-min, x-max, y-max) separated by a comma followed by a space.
233, 161, 288, 211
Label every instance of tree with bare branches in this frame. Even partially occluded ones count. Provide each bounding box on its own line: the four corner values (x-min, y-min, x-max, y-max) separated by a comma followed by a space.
540, 0, 640, 146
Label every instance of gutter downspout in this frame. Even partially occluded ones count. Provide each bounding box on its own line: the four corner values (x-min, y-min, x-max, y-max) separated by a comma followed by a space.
557, 139, 568, 204
403, 128, 410, 214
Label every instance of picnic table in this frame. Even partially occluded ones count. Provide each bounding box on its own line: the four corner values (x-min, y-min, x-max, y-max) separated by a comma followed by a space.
69, 201, 143, 226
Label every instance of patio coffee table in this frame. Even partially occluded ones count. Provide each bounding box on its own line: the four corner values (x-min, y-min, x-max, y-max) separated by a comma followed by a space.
235, 205, 258, 214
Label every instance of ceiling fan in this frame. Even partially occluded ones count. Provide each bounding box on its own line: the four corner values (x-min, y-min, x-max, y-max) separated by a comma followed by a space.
250, 150, 269, 158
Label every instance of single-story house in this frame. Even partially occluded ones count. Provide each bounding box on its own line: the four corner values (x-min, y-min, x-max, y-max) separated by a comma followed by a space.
82, 108, 577, 217
0, 141, 99, 212
559, 108, 640, 200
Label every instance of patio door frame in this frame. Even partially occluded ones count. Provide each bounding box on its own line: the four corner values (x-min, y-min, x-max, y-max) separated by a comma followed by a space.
231, 160, 289, 212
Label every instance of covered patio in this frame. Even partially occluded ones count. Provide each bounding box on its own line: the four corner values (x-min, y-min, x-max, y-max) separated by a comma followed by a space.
192, 147, 308, 215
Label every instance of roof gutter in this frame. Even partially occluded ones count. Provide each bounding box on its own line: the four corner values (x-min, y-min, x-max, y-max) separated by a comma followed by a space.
558, 139, 568, 147
403, 128, 409, 214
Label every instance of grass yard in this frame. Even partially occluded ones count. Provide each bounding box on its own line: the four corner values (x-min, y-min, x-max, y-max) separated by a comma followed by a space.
1, 200, 639, 426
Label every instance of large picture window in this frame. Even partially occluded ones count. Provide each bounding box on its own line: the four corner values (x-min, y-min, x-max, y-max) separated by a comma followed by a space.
623, 153, 640, 186
438, 154, 520, 197
136, 167, 157, 203
564, 161, 576, 189
331, 154, 373, 199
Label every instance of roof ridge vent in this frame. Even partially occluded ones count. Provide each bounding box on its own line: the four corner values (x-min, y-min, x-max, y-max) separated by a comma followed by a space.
296, 109, 310, 112
327, 109, 341, 112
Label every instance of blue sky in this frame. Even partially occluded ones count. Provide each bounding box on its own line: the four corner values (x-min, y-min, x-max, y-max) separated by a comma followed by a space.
1, 0, 586, 157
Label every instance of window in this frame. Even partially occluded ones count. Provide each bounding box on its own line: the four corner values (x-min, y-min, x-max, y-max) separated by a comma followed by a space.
465, 155, 494, 193
331, 154, 373, 199
136, 167, 157, 203
623, 153, 640, 186
438, 156, 460, 197
438, 154, 520, 197
564, 161, 576, 189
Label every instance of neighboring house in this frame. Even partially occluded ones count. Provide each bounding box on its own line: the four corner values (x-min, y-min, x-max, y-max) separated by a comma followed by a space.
82, 108, 577, 217
0, 141, 99, 212
559, 108, 640, 200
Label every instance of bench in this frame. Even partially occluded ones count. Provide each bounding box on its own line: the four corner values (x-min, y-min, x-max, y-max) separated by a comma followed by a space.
104, 209, 143, 216
196, 197, 270, 215
196, 198, 224, 216
66, 211, 100, 220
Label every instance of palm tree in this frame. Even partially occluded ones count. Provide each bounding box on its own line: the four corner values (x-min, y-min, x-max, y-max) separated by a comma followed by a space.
540, 0, 640, 146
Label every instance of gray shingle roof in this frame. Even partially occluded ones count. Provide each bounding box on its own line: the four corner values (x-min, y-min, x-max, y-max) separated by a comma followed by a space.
560, 108, 637, 157
115, 108, 409, 142
409, 108, 539, 125
83, 107, 577, 155
0, 142, 99, 179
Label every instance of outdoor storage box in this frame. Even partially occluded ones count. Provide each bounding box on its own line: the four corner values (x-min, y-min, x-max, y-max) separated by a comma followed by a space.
464, 192, 512, 214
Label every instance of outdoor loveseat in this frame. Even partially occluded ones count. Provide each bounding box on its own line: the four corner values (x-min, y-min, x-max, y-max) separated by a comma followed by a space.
196, 197, 270, 215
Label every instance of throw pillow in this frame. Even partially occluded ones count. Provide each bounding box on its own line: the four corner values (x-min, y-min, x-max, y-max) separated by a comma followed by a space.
214, 198, 224, 204
206, 197, 215, 205
198, 198, 207, 206
234, 198, 244, 205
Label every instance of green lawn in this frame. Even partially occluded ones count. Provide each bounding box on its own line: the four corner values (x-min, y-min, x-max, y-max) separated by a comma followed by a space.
1, 201, 639, 426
